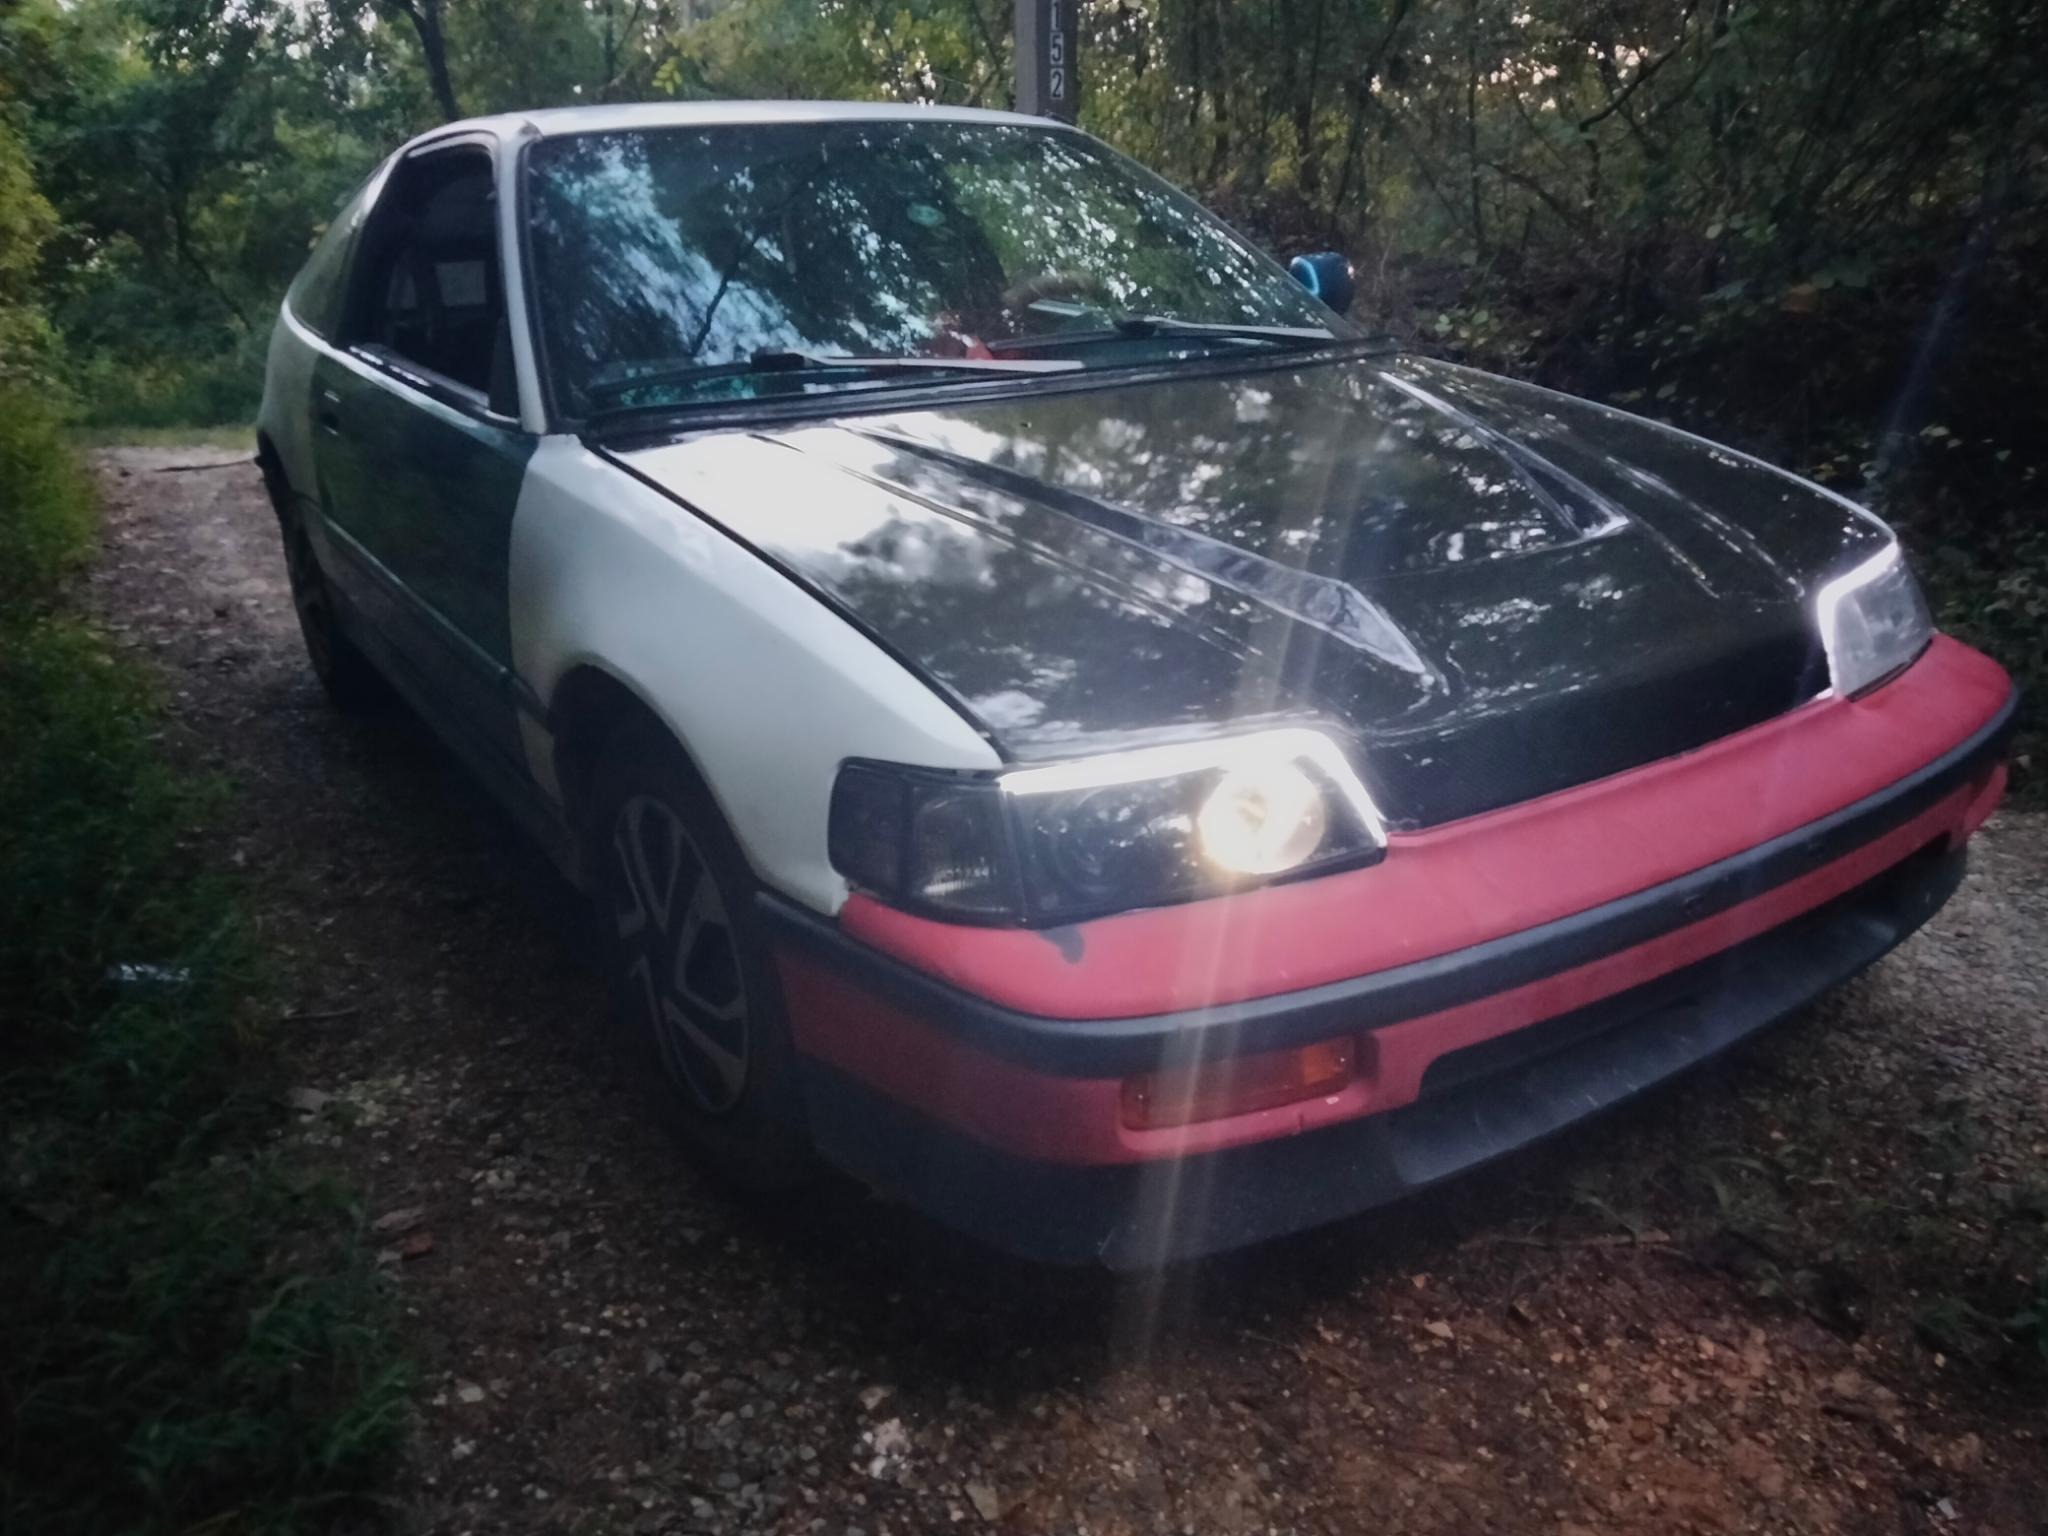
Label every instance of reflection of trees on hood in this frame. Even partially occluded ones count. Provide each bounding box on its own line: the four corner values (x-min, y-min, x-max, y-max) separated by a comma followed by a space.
892, 363, 1581, 588
820, 451, 1278, 748
776, 354, 1852, 757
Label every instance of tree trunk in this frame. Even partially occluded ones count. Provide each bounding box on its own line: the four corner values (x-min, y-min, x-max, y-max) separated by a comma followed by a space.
1464, 0, 1485, 254
417, 0, 462, 122
384, 0, 463, 122
1331, 0, 1413, 218
1292, 0, 1327, 198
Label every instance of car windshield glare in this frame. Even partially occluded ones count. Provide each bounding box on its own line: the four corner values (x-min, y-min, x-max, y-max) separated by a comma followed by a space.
523, 119, 1347, 418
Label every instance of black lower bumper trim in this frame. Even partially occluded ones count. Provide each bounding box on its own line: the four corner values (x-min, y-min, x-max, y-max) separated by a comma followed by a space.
798, 842, 1967, 1267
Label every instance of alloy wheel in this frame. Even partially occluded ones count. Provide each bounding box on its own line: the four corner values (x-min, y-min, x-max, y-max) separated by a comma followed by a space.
610, 793, 751, 1115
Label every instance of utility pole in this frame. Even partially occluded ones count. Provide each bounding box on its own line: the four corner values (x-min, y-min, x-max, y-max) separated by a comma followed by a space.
1014, 0, 1079, 122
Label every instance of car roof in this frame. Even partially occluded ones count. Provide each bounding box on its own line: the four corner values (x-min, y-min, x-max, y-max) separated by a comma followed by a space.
409, 99, 1069, 152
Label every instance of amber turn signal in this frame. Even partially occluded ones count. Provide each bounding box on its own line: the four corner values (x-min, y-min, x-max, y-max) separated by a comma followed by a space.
1121, 1036, 1356, 1131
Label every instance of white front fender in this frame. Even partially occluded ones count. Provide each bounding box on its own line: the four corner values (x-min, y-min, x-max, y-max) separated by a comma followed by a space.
507, 436, 999, 915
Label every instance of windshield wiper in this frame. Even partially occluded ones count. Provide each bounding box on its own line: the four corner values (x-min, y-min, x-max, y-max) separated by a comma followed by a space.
587, 348, 1081, 413
987, 316, 1342, 356
1118, 316, 1340, 344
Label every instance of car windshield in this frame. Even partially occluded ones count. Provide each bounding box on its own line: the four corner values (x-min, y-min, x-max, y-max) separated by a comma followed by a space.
523, 118, 1351, 418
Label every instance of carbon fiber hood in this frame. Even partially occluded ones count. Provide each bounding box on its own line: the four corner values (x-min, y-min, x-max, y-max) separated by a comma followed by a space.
615, 354, 1888, 827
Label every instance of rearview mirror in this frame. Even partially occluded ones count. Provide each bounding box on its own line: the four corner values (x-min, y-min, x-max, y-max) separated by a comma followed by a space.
1289, 252, 1355, 316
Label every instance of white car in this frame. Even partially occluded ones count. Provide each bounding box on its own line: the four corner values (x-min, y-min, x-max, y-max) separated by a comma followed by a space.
259, 101, 2014, 1266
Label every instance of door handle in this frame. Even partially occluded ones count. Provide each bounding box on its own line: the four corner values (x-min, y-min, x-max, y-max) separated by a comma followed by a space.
316, 388, 344, 436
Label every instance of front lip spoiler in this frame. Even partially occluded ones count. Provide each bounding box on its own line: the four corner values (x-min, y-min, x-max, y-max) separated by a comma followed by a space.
793, 840, 1971, 1267
759, 686, 2016, 1078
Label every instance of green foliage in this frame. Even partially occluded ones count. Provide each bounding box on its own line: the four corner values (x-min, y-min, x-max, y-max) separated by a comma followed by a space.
656, 0, 1008, 106
0, 398, 407, 1532
0, 114, 58, 379
0, 387, 93, 611
4, 0, 414, 427
1900, 497, 2047, 796
5, 1152, 409, 1533
0, 617, 194, 1024
65, 332, 269, 428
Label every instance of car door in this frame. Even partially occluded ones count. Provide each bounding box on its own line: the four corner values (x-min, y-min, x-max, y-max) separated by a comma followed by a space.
310, 135, 537, 777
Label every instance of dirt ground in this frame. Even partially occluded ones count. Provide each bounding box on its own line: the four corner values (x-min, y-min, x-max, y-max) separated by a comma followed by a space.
88, 446, 2048, 1535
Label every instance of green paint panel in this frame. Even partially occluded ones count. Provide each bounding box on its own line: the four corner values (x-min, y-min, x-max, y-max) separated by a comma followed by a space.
316, 359, 533, 669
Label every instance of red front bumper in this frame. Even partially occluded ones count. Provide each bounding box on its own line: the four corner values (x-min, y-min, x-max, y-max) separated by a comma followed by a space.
763, 636, 2014, 1263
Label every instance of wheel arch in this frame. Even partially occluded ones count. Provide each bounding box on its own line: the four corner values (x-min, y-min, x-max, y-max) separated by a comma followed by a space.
548, 661, 724, 862
254, 428, 291, 513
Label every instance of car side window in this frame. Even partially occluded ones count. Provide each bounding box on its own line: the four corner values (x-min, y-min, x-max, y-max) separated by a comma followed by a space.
287, 163, 390, 339
341, 145, 514, 412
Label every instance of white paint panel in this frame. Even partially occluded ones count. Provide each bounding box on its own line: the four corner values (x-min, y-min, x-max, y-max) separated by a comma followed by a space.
507, 437, 1000, 915
448, 101, 1065, 146
492, 125, 550, 432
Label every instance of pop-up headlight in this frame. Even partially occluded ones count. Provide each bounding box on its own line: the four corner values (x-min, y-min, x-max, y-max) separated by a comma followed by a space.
1815, 542, 1934, 698
829, 728, 1386, 925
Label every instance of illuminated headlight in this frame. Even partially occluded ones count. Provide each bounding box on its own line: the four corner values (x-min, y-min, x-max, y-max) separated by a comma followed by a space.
829, 728, 1386, 924
1196, 761, 1329, 875
1815, 542, 1934, 698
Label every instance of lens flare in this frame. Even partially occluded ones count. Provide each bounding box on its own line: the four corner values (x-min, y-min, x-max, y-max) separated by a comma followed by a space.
1196, 761, 1328, 875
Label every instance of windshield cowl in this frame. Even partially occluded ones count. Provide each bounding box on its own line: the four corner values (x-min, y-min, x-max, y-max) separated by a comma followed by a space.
575, 335, 1404, 442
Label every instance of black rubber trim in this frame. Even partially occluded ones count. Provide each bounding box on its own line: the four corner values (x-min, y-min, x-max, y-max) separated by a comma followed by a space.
797, 842, 1969, 1267
761, 687, 2015, 1077
576, 337, 1393, 444
510, 134, 565, 433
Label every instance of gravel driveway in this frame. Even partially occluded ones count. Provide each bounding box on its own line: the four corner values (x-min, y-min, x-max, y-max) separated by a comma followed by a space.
89, 446, 2048, 1534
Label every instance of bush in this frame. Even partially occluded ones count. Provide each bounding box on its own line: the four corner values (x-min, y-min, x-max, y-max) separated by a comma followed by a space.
0, 385, 92, 612
63, 337, 266, 432
1897, 493, 2047, 799
0, 392, 406, 1533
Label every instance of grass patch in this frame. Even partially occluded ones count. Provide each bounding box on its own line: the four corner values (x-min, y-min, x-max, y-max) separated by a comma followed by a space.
0, 387, 406, 1533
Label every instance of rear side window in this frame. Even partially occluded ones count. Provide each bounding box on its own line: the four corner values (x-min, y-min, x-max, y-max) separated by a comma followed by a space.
287, 164, 389, 339
342, 146, 506, 396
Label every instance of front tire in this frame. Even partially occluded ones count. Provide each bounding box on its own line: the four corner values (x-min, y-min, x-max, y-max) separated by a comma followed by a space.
589, 719, 812, 1192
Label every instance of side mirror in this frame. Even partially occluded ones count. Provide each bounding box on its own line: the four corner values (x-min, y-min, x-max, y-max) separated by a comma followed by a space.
1289, 252, 1355, 315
